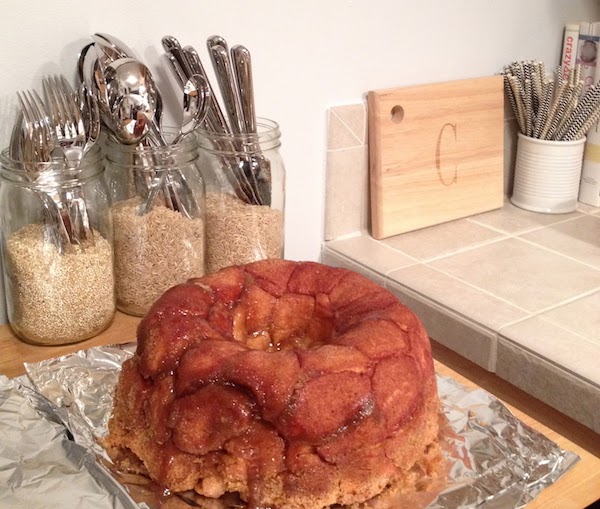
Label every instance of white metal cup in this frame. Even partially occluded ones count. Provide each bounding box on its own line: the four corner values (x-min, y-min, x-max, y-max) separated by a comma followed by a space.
510, 133, 586, 214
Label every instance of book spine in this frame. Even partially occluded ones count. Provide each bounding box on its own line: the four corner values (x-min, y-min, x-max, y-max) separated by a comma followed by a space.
577, 22, 600, 206
561, 23, 579, 81
576, 21, 600, 94
578, 145, 600, 206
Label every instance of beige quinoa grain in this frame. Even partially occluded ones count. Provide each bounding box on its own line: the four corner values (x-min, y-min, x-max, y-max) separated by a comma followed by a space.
205, 192, 284, 274
5, 223, 115, 345
112, 197, 205, 316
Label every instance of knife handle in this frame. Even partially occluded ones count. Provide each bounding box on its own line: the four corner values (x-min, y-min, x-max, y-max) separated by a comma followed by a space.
231, 45, 256, 134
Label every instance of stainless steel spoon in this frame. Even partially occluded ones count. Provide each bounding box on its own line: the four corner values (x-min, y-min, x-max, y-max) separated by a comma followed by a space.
173, 74, 210, 144
100, 57, 166, 144
111, 92, 153, 144
139, 74, 210, 216
92, 33, 135, 61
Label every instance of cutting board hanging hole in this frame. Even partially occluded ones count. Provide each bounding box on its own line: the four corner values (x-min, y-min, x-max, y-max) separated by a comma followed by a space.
390, 105, 404, 124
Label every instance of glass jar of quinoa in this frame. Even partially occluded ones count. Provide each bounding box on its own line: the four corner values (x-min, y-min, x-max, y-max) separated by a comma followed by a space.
0, 145, 115, 345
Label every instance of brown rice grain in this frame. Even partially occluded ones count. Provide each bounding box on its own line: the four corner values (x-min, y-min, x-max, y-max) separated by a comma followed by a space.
205, 192, 284, 274
112, 197, 206, 315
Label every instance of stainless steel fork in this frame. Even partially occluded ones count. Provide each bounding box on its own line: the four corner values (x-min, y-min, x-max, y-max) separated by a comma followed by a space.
17, 88, 72, 253
17, 89, 54, 163
42, 75, 95, 244
43, 75, 87, 164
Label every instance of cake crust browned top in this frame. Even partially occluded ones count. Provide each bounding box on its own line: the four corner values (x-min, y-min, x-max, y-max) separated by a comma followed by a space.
106, 260, 441, 509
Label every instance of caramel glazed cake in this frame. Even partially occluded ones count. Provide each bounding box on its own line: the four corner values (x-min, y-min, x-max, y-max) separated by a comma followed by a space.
106, 260, 443, 509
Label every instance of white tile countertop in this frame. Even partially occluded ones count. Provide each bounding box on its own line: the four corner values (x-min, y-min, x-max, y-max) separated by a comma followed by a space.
322, 201, 600, 434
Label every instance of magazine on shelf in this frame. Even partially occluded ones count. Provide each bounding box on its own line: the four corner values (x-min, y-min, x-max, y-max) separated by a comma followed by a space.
562, 21, 600, 206
575, 21, 600, 94
579, 56, 600, 207
561, 23, 579, 80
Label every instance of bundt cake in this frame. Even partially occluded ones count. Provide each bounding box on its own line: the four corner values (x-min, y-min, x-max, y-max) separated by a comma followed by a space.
105, 260, 442, 508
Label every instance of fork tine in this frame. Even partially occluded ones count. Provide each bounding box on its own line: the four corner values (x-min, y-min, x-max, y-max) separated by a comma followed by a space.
17, 90, 44, 162
26, 90, 51, 161
16, 92, 34, 162
60, 75, 85, 137
16, 92, 32, 133
43, 76, 63, 141
49, 75, 72, 139
29, 89, 54, 160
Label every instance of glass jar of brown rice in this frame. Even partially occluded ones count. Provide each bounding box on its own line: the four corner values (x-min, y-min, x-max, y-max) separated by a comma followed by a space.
196, 118, 285, 274
104, 133, 206, 316
0, 145, 116, 345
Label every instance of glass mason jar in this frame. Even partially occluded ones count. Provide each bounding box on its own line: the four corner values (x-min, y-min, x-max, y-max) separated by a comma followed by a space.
0, 145, 116, 345
104, 133, 206, 316
196, 118, 285, 274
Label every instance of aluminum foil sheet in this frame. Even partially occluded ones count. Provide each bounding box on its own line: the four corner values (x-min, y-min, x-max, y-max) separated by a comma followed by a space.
0, 373, 140, 509
0, 343, 579, 509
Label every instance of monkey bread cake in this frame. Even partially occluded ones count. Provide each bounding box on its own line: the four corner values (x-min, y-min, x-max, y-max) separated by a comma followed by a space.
106, 260, 442, 508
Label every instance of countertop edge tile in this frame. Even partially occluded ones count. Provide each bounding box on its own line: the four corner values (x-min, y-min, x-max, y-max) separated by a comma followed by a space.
325, 234, 418, 273
322, 245, 497, 370
321, 246, 387, 287
385, 279, 497, 371
498, 316, 600, 388
388, 263, 531, 332
496, 338, 600, 434
321, 198, 600, 434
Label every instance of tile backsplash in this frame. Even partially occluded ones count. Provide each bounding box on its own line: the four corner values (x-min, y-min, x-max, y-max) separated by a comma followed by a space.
324, 103, 368, 240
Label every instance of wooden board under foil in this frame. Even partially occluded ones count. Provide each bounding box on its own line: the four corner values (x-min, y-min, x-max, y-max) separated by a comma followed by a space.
368, 75, 504, 239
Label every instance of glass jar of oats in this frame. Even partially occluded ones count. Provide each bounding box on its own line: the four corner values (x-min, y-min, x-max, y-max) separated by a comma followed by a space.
0, 145, 116, 345
104, 133, 206, 316
196, 118, 285, 274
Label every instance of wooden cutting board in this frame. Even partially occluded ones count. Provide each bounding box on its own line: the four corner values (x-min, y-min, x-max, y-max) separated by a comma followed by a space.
368, 75, 504, 239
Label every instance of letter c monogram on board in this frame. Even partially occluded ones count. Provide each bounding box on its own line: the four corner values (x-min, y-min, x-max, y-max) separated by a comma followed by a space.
436, 122, 458, 186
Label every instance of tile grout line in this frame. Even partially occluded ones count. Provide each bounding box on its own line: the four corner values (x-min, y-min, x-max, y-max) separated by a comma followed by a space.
326, 246, 600, 384
498, 337, 600, 391
384, 258, 534, 315
327, 144, 365, 153
529, 286, 600, 315
420, 264, 536, 314
381, 270, 502, 338
330, 108, 364, 146
513, 236, 600, 272
466, 211, 588, 236
498, 313, 600, 351
329, 233, 599, 336
419, 236, 509, 263
331, 233, 600, 313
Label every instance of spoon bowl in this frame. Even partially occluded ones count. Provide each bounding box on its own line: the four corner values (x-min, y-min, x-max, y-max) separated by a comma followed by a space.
111, 93, 153, 144
100, 57, 165, 145
173, 73, 211, 144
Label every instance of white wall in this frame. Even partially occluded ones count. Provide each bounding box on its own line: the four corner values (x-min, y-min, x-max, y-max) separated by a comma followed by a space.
0, 1, 598, 302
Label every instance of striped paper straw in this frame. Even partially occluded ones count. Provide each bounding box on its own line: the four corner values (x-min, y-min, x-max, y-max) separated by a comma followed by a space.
563, 103, 600, 140
524, 79, 534, 136
546, 85, 577, 139
532, 70, 543, 109
506, 75, 527, 133
556, 83, 600, 139
541, 80, 568, 139
554, 80, 584, 136
503, 73, 522, 131
533, 81, 554, 138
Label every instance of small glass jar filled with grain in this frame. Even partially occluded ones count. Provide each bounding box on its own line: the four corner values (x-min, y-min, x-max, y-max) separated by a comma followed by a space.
196, 118, 285, 273
104, 134, 206, 316
0, 146, 116, 345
